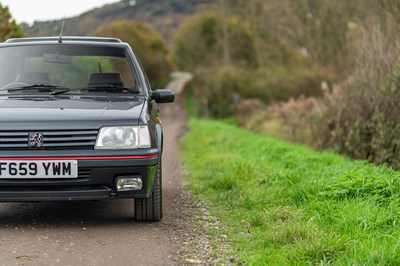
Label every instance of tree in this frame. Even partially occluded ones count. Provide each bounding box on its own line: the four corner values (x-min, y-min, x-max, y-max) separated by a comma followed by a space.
0, 3, 24, 41
96, 20, 171, 88
172, 12, 257, 71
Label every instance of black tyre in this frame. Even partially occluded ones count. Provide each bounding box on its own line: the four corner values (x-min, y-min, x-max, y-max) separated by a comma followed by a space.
134, 161, 163, 222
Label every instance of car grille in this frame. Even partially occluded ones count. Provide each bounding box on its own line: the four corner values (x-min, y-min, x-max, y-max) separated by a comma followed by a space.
0, 130, 98, 150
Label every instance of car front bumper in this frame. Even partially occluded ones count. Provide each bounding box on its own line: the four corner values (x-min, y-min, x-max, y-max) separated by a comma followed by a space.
0, 148, 160, 201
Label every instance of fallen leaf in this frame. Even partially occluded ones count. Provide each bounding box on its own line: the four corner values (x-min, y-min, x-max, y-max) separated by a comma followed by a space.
184, 258, 203, 264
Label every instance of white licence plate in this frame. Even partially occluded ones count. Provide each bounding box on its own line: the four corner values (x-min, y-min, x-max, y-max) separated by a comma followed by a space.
0, 160, 78, 179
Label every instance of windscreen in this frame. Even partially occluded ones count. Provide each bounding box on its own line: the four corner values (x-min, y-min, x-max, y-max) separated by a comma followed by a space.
0, 44, 140, 94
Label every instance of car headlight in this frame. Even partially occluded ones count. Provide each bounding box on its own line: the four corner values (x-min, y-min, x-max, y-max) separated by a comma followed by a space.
95, 126, 151, 149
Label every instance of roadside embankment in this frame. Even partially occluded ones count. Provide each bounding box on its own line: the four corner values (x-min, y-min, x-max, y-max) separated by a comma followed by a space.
180, 118, 400, 265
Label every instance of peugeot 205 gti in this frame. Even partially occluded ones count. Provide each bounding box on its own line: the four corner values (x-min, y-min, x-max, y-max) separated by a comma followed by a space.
0, 36, 174, 222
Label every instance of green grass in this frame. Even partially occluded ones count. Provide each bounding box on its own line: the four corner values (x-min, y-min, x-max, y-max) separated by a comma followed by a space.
180, 118, 400, 265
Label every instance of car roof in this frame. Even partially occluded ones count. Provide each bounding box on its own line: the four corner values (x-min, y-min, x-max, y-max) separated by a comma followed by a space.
2, 36, 128, 48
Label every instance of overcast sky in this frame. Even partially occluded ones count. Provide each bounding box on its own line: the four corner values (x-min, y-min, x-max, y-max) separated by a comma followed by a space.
1, 0, 121, 25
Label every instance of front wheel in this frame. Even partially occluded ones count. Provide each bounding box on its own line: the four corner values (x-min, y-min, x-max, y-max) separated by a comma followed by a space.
134, 161, 163, 222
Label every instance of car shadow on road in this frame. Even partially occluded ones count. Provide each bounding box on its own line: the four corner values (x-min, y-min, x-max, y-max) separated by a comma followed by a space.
0, 200, 150, 228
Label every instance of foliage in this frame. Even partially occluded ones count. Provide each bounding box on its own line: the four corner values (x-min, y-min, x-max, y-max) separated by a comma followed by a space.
95, 20, 171, 88
0, 3, 24, 41
173, 2, 339, 118
181, 118, 400, 264
172, 12, 257, 71
176, 0, 399, 169
328, 17, 400, 170
235, 0, 386, 72
326, 25, 400, 169
189, 64, 332, 118
288, 0, 359, 72
260, 19, 400, 170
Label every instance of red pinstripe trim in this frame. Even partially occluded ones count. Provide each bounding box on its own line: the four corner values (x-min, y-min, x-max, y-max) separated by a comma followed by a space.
0, 154, 158, 161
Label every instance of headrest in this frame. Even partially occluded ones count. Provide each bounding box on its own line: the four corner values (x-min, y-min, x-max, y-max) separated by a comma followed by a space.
88, 73, 123, 87
16, 72, 50, 85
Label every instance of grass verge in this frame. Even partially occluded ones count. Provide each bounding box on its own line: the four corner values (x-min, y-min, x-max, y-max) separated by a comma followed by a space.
180, 118, 400, 265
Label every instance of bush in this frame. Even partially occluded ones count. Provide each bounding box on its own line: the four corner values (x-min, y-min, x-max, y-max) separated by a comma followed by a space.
265, 72, 399, 170
325, 23, 400, 169
190, 64, 333, 118
247, 18, 399, 170
172, 13, 258, 71
330, 77, 400, 169
234, 98, 265, 128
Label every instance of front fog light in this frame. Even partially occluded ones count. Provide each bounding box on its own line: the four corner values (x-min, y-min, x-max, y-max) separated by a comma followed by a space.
116, 176, 143, 191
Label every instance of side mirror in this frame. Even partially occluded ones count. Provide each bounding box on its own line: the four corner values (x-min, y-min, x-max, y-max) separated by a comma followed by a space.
151, 89, 175, 103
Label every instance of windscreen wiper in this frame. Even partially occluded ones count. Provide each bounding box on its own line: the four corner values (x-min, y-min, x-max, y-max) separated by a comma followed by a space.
50, 87, 86, 95
4, 84, 69, 92
52, 85, 139, 95
87, 84, 131, 92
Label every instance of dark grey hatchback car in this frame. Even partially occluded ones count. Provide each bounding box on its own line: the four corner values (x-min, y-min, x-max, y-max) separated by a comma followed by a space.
0, 36, 174, 222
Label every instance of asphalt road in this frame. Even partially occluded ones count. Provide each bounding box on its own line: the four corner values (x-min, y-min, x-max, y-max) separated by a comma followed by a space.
0, 79, 191, 266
